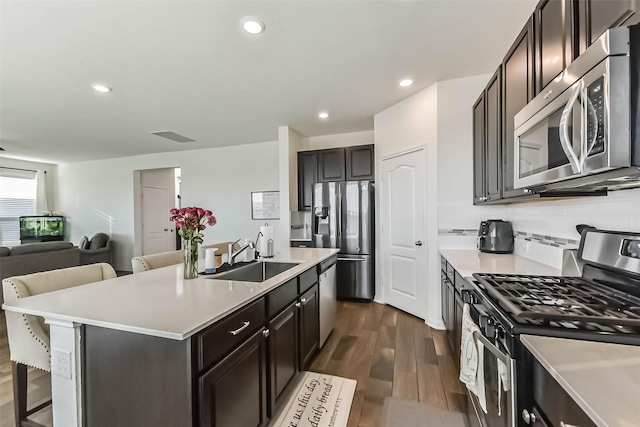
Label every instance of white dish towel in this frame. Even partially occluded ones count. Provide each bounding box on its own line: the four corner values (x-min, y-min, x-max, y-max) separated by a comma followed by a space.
459, 303, 487, 413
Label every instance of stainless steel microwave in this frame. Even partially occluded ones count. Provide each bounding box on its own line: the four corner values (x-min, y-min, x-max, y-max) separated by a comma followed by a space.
513, 24, 640, 192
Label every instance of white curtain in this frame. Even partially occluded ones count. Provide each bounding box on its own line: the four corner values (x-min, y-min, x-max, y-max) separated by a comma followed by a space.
36, 170, 48, 214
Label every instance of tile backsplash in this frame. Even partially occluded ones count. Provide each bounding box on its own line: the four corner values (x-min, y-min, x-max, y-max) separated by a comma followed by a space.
438, 187, 640, 268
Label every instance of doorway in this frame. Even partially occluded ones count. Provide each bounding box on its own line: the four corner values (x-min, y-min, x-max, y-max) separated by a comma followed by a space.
133, 167, 181, 256
380, 147, 427, 319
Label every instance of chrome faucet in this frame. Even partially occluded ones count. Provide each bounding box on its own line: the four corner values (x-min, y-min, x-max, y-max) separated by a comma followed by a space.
228, 239, 255, 266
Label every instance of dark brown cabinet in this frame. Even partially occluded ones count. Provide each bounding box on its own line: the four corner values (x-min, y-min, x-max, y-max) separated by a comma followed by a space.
474, 67, 502, 204
84, 266, 324, 427
525, 352, 597, 427
502, 17, 536, 200
297, 144, 375, 210
485, 68, 502, 202
472, 0, 639, 204
535, 0, 574, 93
297, 151, 317, 211
298, 284, 319, 370
473, 94, 486, 204
267, 301, 299, 416
317, 148, 346, 182
346, 145, 375, 180
577, 0, 638, 54
199, 327, 268, 427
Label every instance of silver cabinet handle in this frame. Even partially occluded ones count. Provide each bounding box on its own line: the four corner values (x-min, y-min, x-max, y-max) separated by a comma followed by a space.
300, 298, 307, 304
337, 258, 364, 262
560, 423, 578, 427
229, 321, 250, 336
542, 89, 553, 99
263, 329, 270, 338
415, 241, 423, 246
295, 302, 302, 308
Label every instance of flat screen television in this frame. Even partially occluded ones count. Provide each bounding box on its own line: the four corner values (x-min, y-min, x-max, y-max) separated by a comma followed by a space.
19, 215, 65, 243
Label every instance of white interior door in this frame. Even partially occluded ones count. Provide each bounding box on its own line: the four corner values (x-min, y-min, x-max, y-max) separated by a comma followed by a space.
381, 148, 426, 318
141, 186, 172, 255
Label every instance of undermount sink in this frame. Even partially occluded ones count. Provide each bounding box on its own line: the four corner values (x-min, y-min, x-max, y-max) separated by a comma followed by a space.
209, 261, 299, 282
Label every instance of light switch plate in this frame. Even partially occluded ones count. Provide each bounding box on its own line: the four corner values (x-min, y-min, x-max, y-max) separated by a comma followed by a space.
51, 348, 72, 379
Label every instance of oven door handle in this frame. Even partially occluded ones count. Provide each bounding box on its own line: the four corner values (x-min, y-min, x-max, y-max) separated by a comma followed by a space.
472, 330, 518, 427
472, 330, 509, 365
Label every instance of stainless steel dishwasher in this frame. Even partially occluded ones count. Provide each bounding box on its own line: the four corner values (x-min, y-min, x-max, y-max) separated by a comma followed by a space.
318, 256, 337, 348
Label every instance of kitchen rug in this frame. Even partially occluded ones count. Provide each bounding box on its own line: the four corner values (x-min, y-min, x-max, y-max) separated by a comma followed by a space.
382, 397, 468, 427
271, 371, 357, 427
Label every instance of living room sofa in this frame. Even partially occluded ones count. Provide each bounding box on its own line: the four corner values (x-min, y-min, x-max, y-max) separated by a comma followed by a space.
0, 241, 80, 303
0, 234, 114, 304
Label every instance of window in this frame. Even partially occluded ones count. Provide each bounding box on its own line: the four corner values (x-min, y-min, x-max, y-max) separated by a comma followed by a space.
0, 169, 37, 247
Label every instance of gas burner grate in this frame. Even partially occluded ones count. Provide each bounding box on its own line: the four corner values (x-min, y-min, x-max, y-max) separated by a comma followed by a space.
473, 273, 640, 330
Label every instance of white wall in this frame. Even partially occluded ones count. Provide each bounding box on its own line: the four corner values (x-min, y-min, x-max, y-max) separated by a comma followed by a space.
374, 83, 438, 325
56, 141, 280, 270
300, 130, 374, 152
435, 75, 508, 249
0, 157, 58, 212
278, 126, 303, 247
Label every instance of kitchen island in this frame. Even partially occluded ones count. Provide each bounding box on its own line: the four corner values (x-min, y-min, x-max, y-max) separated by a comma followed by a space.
522, 335, 640, 427
3, 247, 339, 427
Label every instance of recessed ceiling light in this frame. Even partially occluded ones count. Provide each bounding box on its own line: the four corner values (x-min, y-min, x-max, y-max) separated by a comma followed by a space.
92, 84, 112, 93
242, 17, 265, 34
399, 79, 413, 87
318, 112, 329, 119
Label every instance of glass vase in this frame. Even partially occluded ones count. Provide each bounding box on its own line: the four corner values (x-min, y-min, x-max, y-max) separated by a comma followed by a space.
183, 239, 199, 279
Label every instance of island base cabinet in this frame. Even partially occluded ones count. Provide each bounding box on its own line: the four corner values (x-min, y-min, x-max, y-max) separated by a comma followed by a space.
267, 301, 299, 417
299, 284, 319, 370
83, 325, 193, 427
199, 327, 268, 427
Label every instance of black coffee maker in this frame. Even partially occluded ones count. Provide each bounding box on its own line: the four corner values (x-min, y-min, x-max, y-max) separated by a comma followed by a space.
478, 220, 514, 254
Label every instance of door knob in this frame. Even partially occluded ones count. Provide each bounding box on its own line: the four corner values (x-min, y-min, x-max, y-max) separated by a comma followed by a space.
415, 241, 423, 246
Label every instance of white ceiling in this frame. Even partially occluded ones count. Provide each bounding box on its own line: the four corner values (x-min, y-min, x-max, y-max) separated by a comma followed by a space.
0, 0, 537, 164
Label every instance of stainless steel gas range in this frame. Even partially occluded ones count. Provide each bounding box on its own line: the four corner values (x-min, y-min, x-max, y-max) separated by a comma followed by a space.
464, 229, 640, 427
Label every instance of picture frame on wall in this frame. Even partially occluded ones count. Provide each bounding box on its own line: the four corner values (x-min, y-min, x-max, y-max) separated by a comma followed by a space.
251, 191, 280, 220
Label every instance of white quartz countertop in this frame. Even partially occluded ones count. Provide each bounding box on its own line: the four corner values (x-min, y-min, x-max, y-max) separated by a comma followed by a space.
2, 248, 339, 340
439, 249, 561, 278
521, 335, 640, 427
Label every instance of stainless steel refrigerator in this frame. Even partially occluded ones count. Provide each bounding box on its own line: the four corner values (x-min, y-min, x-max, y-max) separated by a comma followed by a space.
313, 181, 374, 300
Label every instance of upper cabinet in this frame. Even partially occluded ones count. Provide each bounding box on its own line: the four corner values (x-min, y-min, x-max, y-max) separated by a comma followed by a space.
317, 148, 346, 182
502, 17, 536, 200
473, 67, 502, 204
297, 144, 375, 210
577, 0, 639, 54
473, 94, 486, 204
346, 145, 375, 181
535, 0, 574, 94
472, 0, 638, 205
297, 151, 317, 211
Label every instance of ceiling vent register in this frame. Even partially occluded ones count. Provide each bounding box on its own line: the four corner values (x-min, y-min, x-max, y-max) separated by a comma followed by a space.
150, 131, 195, 143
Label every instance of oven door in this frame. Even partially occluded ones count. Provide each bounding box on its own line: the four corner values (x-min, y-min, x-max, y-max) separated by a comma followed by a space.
467, 305, 517, 427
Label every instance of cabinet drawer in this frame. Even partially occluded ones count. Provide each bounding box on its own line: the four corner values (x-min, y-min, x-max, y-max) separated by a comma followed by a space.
441, 256, 447, 273
266, 278, 298, 318
197, 298, 266, 372
298, 268, 318, 294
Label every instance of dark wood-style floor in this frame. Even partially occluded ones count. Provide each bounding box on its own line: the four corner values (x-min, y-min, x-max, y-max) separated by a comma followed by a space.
309, 301, 466, 427
0, 302, 465, 427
